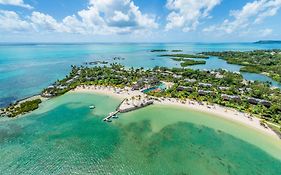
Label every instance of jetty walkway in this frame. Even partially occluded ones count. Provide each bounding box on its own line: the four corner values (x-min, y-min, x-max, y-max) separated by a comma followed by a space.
103, 96, 154, 122
103, 110, 119, 122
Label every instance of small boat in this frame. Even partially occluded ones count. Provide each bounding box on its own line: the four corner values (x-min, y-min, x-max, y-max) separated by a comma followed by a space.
112, 115, 118, 119
89, 105, 95, 109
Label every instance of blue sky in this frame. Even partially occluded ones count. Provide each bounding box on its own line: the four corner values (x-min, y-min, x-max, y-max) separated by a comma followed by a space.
0, 0, 281, 42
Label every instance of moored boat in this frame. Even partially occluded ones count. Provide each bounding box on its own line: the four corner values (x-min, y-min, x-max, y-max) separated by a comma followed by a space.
112, 115, 118, 119
89, 105, 95, 109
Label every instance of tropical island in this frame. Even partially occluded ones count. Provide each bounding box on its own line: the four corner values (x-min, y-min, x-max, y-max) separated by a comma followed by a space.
171, 49, 183, 52
254, 40, 281, 44
201, 50, 281, 82
171, 57, 206, 67
159, 53, 209, 59
1, 98, 42, 118
150, 49, 183, 52
150, 49, 168, 52
158, 53, 209, 67
2, 62, 281, 136
84, 61, 109, 65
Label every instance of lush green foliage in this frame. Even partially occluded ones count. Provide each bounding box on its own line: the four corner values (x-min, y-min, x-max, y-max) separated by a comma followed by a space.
171, 50, 183, 52
42, 64, 281, 126
159, 54, 209, 59
150, 49, 168, 52
150, 49, 183, 52
180, 60, 206, 67
202, 50, 281, 82
254, 40, 281, 44
240, 66, 262, 73
171, 57, 206, 66
5, 99, 42, 117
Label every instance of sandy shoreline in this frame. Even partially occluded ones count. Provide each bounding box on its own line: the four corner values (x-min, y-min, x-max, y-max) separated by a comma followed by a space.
72, 85, 279, 139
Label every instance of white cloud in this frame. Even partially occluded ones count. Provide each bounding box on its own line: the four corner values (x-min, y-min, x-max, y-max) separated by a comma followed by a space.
0, 0, 158, 36
165, 0, 221, 31
30, 12, 69, 33
260, 28, 273, 36
73, 0, 158, 34
0, 0, 33, 9
57, 0, 158, 35
112, 11, 130, 22
0, 10, 31, 32
204, 0, 281, 34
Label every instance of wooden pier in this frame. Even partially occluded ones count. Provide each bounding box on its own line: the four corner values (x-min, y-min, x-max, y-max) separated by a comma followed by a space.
103, 96, 154, 122
103, 110, 119, 122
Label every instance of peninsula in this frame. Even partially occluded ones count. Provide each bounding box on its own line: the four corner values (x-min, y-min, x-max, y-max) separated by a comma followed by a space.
202, 50, 281, 83
254, 40, 281, 44
2, 62, 280, 136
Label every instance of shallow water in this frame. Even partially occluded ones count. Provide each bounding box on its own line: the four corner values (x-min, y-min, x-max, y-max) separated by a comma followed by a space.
1, 43, 281, 107
1, 93, 280, 175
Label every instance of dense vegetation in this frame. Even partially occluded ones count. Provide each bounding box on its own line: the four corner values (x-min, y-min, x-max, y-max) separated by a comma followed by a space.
171, 50, 183, 52
41, 64, 281, 128
201, 50, 281, 82
150, 49, 183, 52
254, 40, 281, 44
150, 49, 168, 52
3, 99, 42, 117
170, 58, 206, 67
160, 54, 209, 59
180, 60, 206, 67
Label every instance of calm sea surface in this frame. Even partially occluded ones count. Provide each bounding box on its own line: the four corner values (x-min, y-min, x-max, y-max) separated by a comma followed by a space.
1, 43, 281, 107
1, 43, 281, 174
0, 93, 280, 174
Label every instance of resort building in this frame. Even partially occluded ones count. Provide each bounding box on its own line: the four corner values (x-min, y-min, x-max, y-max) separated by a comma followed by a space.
198, 83, 213, 88
184, 78, 197, 83
173, 74, 183, 79
160, 72, 169, 76
247, 97, 260, 105
221, 94, 241, 102
85, 77, 94, 81
132, 83, 143, 91
177, 86, 193, 92
47, 85, 55, 89
57, 85, 68, 90
219, 87, 230, 91
247, 97, 272, 107
260, 100, 272, 108
132, 77, 160, 91
198, 90, 214, 96
210, 71, 224, 79
41, 93, 53, 98
0, 110, 5, 116
164, 71, 174, 75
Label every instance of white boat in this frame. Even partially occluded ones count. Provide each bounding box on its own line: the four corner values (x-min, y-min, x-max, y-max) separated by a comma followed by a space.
112, 115, 118, 119
89, 105, 95, 109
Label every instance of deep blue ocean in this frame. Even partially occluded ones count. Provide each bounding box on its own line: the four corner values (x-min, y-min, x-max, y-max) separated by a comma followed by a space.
1, 42, 281, 107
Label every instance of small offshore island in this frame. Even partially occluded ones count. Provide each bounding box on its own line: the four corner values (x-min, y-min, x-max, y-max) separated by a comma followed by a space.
2, 50, 281, 137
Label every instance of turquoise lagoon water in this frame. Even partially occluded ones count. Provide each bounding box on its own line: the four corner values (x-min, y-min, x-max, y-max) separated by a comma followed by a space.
0, 92, 281, 175
1, 43, 281, 107
141, 82, 166, 93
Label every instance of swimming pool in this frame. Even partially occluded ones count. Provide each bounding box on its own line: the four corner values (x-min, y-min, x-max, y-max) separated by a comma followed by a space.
142, 83, 166, 93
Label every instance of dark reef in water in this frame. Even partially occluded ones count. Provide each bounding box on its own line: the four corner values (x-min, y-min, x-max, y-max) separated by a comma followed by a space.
116, 120, 281, 175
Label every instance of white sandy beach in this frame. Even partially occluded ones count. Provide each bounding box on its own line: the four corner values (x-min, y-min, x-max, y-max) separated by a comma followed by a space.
72, 85, 279, 139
